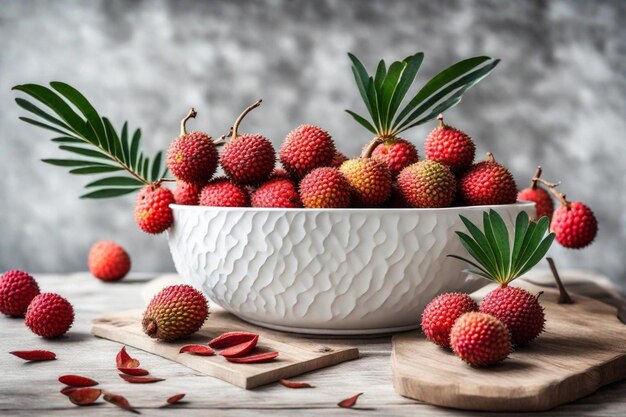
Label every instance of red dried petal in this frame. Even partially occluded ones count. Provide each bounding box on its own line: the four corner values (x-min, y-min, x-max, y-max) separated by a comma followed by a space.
119, 374, 164, 384
60, 387, 79, 396
225, 351, 278, 363
118, 367, 149, 376
208, 332, 258, 349
121, 358, 140, 368
10, 350, 56, 361
338, 393, 363, 408
179, 344, 215, 356
103, 392, 139, 414
219, 335, 259, 358
116, 346, 140, 369
68, 388, 102, 406
166, 393, 186, 405
58, 375, 98, 387
279, 379, 313, 389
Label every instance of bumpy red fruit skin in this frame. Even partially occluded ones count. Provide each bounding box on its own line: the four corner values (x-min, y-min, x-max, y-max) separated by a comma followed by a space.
421, 293, 479, 348
25, 293, 74, 338
458, 159, 518, 206
551, 202, 598, 249
371, 138, 419, 178
0, 270, 40, 317
269, 168, 292, 180
425, 125, 475, 174
279, 125, 335, 178
299, 167, 351, 208
330, 151, 349, 168
199, 177, 249, 207
167, 131, 218, 183
173, 181, 202, 205
479, 286, 545, 345
142, 285, 208, 341
134, 185, 175, 234
397, 160, 456, 208
88, 241, 131, 282
220, 134, 275, 185
517, 187, 554, 220
339, 158, 392, 207
450, 312, 511, 367
252, 178, 302, 208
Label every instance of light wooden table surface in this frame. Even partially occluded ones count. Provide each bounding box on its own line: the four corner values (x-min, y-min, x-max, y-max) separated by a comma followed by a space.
1, 273, 625, 416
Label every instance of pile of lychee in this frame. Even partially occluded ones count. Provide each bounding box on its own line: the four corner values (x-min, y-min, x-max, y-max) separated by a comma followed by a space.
421, 285, 545, 367
0, 269, 75, 338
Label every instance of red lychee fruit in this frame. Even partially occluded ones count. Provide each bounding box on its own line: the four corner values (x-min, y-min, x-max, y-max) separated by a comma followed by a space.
134, 184, 175, 234
88, 241, 131, 282
173, 181, 202, 206
421, 293, 479, 348
339, 158, 392, 207
252, 178, 302, 208
199, 177, 250, 207
517, 167, 554, 220
221, 134, 275, 185
167, 108, 218, 183
551, 200, 598, 249
450, 312, 511, 367
0, 270, 40, 317
142, 284, 209, 341
371, 138, 419, 178
397, 160, 456, 208
299, 167, 351, 208
330, 151, 349, 168
458, 152, 518, 206
269, 168, 292, 181
25, 293, 74, 338
279, 125, 335, 178
424, 114, 475, 174
479, 286, 545, 345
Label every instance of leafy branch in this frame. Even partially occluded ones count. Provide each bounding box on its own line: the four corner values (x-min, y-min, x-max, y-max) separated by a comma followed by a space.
12, 82, 167, 198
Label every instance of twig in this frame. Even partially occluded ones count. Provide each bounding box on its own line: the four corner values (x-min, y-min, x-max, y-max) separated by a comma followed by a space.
547, 257, 574, 304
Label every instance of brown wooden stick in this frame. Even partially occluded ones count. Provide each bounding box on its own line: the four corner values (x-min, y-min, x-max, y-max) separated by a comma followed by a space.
547, 257, 574, 304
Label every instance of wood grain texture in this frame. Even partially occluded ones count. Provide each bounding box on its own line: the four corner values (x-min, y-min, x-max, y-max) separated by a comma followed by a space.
92, 308, 359, 389
392, 282, 626, 412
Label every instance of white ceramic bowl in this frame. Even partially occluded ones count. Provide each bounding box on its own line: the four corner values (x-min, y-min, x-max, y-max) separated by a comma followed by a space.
167, 202, 534, 335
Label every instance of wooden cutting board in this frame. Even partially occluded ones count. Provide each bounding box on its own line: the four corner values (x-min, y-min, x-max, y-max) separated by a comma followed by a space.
92, 308, 359, 389
392, 282, 626, 412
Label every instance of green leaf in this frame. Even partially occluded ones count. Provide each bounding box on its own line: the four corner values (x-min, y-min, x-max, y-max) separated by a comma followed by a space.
345, 110, 377, 134
151, 151, 162, 181
80, 187, 140, 199
516, 233, 555, 277
120, 122, 130, 163
482, 211, 504, 280
488, 210, 511, 282
59, 145, 110, 160
511, 211, 531, 273
366, 76, 381, 132
86, 176, 145, 188
15, 98, 74, 131
69, 166, 124, 175
388, 53, 423, 128
42, 159, 105, 167
130, 129, 141, 168
12, 84, 91, 138
50, 82, 107, 146
459, 215, 499, 275
19, 117, 74, 136
349, 57, 375, 123
462, 268, 496, 281
51, 136, 84, 143
513, 217, 550, 275
448, 254, 492, 279
142, 156, 151, 180
102, 118, 124, 161
379, 60, 405, 132
374, 60, 386, 91
454, 231, 499, 279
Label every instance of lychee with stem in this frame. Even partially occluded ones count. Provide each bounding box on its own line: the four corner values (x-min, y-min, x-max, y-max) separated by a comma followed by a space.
339, 141, 392, 207
450, 312, 511, 367
517, 166, 555, 220
458, 152, 518, 206
252, 178, 302, 208
299, 167, 351, 208
25, 293, 75, 338
371, 137, 419, 177
397, 160, 456, 208
0, 270, 40, 317
134, 183, 175, 234
220, 100, 276, 185
548, 187, 598, 249
167, 108, 219, 183
421, 293, 479, 348
424, 114, 475, 174
88, 241, 131, 282
199, 177, 250, 207
279, 125, 336, 178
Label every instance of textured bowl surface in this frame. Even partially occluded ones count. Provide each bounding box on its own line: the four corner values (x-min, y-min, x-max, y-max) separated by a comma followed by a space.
167, 202, 534, 335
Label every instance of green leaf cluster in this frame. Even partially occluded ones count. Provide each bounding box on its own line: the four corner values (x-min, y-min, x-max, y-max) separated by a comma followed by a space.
346, 53, 499, 137
449, 210, 555, 285
13, 82, 167, 198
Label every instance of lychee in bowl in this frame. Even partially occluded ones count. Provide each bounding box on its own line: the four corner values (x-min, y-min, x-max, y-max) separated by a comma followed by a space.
167, 202, 534, 335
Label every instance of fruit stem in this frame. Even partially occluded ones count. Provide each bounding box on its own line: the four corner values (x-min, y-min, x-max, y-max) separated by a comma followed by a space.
180, 108, 197, 136
546, 186, 571, 209
362, 137, 383, 158
486, 152, 495, 163
213, 127, 233, 145
144, 319, 158, 336
438, 113, 445, 129
535, 177, 562, 189
547, 257, 574, 304
530, 166, 542, 190
230, 99, 262, 142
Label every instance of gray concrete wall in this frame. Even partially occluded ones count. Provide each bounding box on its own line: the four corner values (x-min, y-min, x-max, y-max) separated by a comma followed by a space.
1, 0, 625, 291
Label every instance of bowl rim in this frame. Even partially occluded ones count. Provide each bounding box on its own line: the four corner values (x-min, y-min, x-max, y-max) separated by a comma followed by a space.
170, 201, 535, 213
